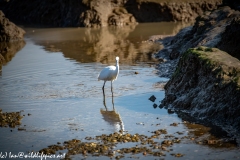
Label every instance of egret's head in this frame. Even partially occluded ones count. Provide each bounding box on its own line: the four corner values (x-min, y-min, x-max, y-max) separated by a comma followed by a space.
116, 56, 119, 61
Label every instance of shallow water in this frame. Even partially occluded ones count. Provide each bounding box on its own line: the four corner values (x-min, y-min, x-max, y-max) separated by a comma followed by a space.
0, 23, 239, 159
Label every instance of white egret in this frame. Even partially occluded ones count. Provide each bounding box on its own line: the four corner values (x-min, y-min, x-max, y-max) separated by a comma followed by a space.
98, 57, 119, 93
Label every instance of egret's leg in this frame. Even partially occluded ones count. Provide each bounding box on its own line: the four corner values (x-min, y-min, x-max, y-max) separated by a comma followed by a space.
112, 91, 115, 110
111, 81, 113, 94
103, 90, 107, 110
111, 81, 115, 110
102, 81, 106, 94
102, 81, 107, 110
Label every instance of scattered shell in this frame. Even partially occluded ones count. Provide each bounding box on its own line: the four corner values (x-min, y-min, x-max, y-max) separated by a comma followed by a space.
18, 128, 26, 131
170, 122, 178, 126
0, 110, 23, 128
207, 140, 218, 145
171, 153, 184, 157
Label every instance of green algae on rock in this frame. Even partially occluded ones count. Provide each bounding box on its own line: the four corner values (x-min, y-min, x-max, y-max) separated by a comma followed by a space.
161, 46, 240, 144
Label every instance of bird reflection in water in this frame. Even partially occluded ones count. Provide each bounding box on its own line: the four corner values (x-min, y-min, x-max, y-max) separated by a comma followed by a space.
100, 90, 124, 132
98, 56, 123, 131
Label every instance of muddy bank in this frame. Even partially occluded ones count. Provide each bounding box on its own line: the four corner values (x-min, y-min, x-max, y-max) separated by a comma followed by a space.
161, 46, 240, 144
0, 0, 221, 27
155, 6, 240, 145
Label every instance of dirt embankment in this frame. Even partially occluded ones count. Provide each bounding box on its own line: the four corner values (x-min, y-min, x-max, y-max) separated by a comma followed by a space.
161, 47, 240, 144
0, 0, 221, 27
125, 0, 221, 22
0, 0, 137, 27
156, 6, 240, 144
216, 16, 240, 60
156, 6, 240, 77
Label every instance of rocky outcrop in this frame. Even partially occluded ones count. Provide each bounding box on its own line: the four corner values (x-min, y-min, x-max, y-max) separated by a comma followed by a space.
161, 46, 240, 143
156, 6, 240, 77
0, 10, 25, 70
0, 0, 88, 27
125, 0, 222, 22
0, 0, 221, 27
155, 7, 240, 144
0, 10, 25, 42
0, 0, 137, 27
216, 16, 240, 60
80, 0, 137, 27
222, 0, 240, 11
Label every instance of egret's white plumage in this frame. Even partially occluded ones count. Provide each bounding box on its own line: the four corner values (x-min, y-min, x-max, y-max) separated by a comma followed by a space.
98, 57, 119, 92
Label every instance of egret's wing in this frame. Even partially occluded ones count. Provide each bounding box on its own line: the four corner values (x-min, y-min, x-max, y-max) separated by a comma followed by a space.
98, 66, 116, 81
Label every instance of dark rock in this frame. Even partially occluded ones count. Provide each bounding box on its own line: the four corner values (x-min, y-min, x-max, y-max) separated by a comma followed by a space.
156, 6, 240, 77
0, 0, 221, 27
162, 47, 240, 144
166, 93, 176, 102
0, 0, 137, 27
222, 0, 240, 11
153, 103, 157, 109
216, 17, 240, 60
167, 109, 174, 114
79, 1, 137, 27
168, 6, 240, 59
149, 95, 156, 102
0, 10, 25, 69
125, 0, 221, 22
1, 0, 89, 27
158, 104, 164, 109
0, 10, 25, 42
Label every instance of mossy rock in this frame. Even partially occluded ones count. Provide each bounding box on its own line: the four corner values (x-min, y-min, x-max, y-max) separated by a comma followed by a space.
174, 46, 240, 87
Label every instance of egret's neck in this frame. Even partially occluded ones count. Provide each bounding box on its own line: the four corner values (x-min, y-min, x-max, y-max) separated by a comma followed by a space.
116, 60, 119, 70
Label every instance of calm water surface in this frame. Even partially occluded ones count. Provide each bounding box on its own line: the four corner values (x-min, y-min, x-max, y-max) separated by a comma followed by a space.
0, 23, 239, 159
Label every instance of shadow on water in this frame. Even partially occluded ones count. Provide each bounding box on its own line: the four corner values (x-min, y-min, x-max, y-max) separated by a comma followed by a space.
176, 111, 238, 147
